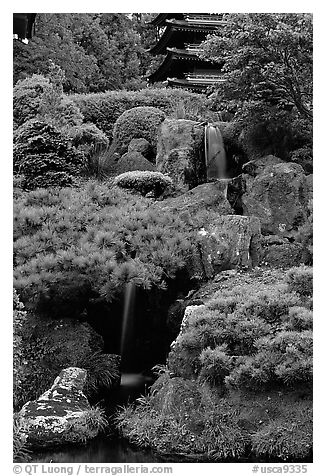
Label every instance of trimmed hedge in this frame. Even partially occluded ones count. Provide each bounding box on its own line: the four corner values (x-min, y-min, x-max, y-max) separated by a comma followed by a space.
71, 88, 210, 141
113, 171, 172, 197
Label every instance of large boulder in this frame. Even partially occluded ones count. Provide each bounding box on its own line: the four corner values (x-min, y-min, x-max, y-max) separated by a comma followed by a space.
155, 180, 233, 218
241, 162, 310, 235
193, 215, 262, 279
156, 119, 206, 190
18, 368, 105, 449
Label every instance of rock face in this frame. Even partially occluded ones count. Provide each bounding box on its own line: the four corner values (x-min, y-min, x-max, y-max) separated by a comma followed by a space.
193, 215, 262, 279
156, 119, 206, 190
241, 162, 310, 235
156, 180, 233, 218
261, 235, 305, 268
18, 368, 101, 449
242, 155, 284, 176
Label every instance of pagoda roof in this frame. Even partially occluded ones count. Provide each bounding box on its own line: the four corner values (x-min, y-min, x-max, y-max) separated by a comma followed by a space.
147, 48, 217, 83
13, 13, 36, 41
149, 13, 225, 27
149, 13, 183, 26
167, 74, 225, 91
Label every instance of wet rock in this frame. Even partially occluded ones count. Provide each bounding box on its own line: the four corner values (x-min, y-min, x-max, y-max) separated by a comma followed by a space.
156, 119, 206, 190
193, 215, 262, 279
17, 368, 102, 449
241, 162, 310, 235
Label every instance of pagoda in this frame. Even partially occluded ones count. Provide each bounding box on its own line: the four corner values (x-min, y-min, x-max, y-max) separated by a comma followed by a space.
147, 13, 226, 91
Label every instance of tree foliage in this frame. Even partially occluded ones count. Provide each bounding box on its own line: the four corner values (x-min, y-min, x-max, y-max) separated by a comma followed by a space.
202, 13, 313, 120
13, 13, 147, 93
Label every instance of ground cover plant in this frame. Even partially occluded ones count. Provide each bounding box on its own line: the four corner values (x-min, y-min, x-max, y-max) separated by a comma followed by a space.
13, 180, 212, 315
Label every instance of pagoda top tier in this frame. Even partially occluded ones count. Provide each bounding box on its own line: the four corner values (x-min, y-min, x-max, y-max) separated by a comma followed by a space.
149, 15, 226, 55
150, 13, 225, 27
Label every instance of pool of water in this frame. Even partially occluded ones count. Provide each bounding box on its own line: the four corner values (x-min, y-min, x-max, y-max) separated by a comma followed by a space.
30, 436, 167, 464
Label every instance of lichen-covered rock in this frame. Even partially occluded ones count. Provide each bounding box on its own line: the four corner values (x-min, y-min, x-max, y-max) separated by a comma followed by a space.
194, 215, 262, 279
156, 119, 206, 190
156, 180, 233, 218
241, 162, 310, 235
18, 368, 102, 449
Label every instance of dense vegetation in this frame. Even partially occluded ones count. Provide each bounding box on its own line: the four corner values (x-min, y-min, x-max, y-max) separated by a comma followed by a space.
13, 13, 313, 462
116, 267, 313, 461
13, 181, 213, 314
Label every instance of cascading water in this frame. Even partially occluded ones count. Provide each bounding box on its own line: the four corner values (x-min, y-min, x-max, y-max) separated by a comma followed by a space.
120, 281, 136, 369
204, 123, 227, 180
119, 281, 152, 402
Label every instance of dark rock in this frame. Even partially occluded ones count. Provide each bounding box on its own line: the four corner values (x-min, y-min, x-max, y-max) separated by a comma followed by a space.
156, 119, 206, 190
194, 215, 262, 278
18, 368, 102, 449
241, 162, 310, 235
261, 238, 305, 268
17, 317, 106, 408
242, 155, 284, 176
128, 138, 153, 162
155, 180, 233, 218
116, 151, 155, 174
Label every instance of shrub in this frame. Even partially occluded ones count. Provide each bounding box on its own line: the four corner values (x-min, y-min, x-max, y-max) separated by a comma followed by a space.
286, 265, 313, 297
109, 106, 166, 157
234, 102, 312, 160
285, 307, 313, 331
226, 330, 313, 390
72, 88, 209, 140
13, 119, 85, 189
198, 345, 233, 386
113, 171, 172, 197
13, 74, 52, 127
76, 352, 120, 400
289, 146, 313, 174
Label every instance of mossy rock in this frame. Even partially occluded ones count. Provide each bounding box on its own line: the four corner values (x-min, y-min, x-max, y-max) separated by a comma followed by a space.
116, 151, 156, 174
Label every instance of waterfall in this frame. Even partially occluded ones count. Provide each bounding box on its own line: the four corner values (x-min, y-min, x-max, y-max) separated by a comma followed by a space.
204, 123, 227, 180
120, 281, 136, 369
